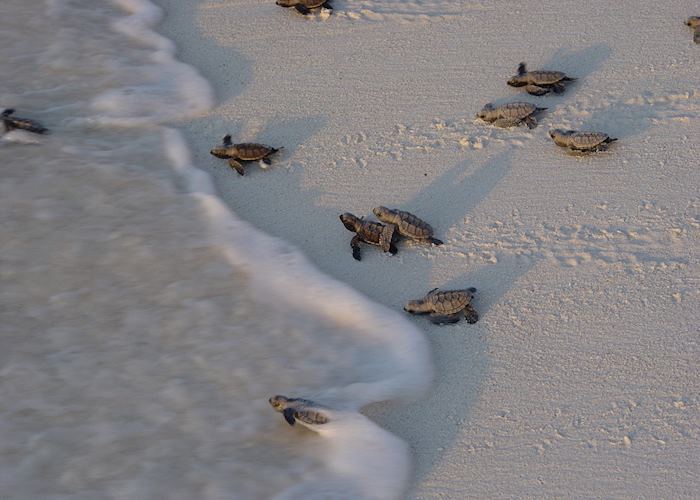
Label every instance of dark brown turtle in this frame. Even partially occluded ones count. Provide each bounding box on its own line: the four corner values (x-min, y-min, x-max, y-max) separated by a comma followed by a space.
404, 287, 479, 325
507, 62, 576, 96
210, 134, 281, 176
276, 0, 332, 15
2, 109, 48, 135
476, 102, 547, 129
372, 206, 443, 246
686, 17, 700, 43
339, 212, 397, 261
549, 129, 618, 153
269, 395, 330, 427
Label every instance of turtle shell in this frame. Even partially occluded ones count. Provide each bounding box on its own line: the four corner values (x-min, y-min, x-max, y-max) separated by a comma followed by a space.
428, 289, 472, 315
302, 0, 326, 7
496, 102, 538, 120
393, 210, 433, 239
568, 132, 611, 149
233, 143, 275, 160
358, 220, 387, 246
527, 70, 568, 85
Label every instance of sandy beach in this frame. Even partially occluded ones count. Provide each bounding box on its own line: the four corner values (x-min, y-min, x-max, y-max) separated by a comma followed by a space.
152, 0, 700, 497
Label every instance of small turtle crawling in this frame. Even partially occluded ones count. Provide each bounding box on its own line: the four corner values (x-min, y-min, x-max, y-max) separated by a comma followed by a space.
476, 102, 547, 129
2, 109, 48, 135
340, 212, 397, 261
507, 62, 576, 96
210, 135, 281, 176
549, 129, 618, 153
276, 0, 332, 15
269, 395, 330, 426
686, 17, 700, 43
372, 206, 443, 246
404, 287, 479, 325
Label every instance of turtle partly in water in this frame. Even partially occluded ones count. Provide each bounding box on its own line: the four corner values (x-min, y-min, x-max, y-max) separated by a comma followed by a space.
476, 102, 547, 129
507, 62, 576, 96
2, 109, 48, 135
210, 135, 281, 176
686, 17, 700, 43
339, 212, 397, 261
269, 395, 330, 427
372, 206, 443, 246
276, 0, 332, 15
549, 129, 618, 153
404, 287, 479, 325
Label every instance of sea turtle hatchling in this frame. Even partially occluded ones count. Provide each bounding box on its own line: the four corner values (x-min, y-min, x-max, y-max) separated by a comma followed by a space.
404, 287, 479, 325
269, 395, 330, 427
476, 102, 547, 129
276, 0, 332, 15
686, 17, 700, 43
372, 206, 443, 246
209, 134, 281, 176
340, 212, 397, 261
549, 129, 618, 153
507, 62, 577, 96
2, 108, 48, 135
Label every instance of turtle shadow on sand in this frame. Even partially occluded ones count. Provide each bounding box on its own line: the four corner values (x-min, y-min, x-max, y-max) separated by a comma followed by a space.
365, 253, 537, 486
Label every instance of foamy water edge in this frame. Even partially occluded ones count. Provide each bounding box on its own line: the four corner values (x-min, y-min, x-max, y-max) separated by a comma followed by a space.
108, 0, 433, 497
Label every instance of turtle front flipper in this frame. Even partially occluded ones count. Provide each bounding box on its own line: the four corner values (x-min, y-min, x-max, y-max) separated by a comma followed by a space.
429, 313, 461, 325
283, 408, 296, 426
322, 1, 333, 9
350, 234, 362, 261
427, 237, 443, 246
694, 28, 700, 44
525, 84, 549, 96
223, 134, 232, 146
229, 159, 246, 175
295, 4, 311, 14
523, 116, 538, 129
379, 224, 396, 253
464, 304, 479, 324
262, 157, 272, 166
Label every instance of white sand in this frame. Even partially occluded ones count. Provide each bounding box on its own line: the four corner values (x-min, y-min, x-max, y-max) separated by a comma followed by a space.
152, 0, 700, 497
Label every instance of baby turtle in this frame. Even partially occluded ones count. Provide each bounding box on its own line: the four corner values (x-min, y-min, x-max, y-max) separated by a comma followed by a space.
2, 109, 48, 135
340, 212, 397, 261
210, 135, 281, 176
404, 287, 479, 325
276, 0, 332, 15
686, 17, 700, 43
476, 102, 547, 129
549, 129, 618, 153
507, 62, 576, 96
269, 395, 330, 426
372, 206, 443, 246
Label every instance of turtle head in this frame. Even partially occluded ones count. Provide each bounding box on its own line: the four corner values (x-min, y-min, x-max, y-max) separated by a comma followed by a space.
687, 16, 700, 27
507, 63, 528, 86
269, 395, 290, 412
404, 299, 430, 314
549, 129, 572, 146
340, 213, 361, 232
476, 103, 494, 119
210, 146, 230, 159
372, 206, 391, 221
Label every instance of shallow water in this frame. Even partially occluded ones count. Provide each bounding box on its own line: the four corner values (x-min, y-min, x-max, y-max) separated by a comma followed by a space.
0, 1, 430, 498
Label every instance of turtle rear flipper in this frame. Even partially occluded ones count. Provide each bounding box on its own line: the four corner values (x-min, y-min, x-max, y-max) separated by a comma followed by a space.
525, 84, 549, 96
379, 224, 396, 253
295, 4, 311, 14
283, 408, 296, 426
229, 159, 246, 175
429, 313, 461, 325
694, 28, 700, 43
